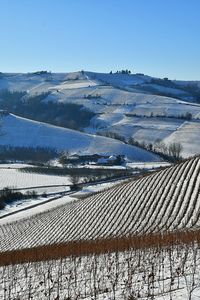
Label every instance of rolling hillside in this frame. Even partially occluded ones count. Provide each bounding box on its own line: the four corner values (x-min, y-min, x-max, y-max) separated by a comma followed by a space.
55, 73, 200, 158
1, 71, 200, 100
0, 113, 159, 162
0, 156, 199, 252
1, 71, 200, 158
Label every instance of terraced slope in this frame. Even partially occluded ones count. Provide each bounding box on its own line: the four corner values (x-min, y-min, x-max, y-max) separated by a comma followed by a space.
0, 156, 200, 252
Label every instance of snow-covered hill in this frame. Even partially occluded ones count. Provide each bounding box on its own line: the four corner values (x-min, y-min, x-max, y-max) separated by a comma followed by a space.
0, 71, 98, 94
47, 77, 200, 157
0, 70, 199, 101
0, 113, 159, 162
1, 71, 200, 158
0, 72, 200, 300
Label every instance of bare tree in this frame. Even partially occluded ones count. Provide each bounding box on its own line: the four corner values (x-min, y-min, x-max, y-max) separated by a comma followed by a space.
58, 150, 70, 166
168, 142, 183, 160
69, 173, 80, 190
154, 139, 168, 155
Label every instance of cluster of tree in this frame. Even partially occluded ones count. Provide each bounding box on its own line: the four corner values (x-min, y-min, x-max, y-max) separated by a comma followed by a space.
157, 111, 193, 120
126, 111, 193, 120
154, 140, 183, 160
69, 173, 80, 190
128, 137, 183, 161
0, 146, 59, 163
97, 131, 126, 143
21, 94, 94, 129
110, 70, 131, 75
83, 93, 101, 99
30, 71, 50, 75
150, 77, 179, 89
0, 90, 95, 130
69, 167, 130, 190
135, 73, 144, 76
0, 90, 26, 111
183, 83, 200, 103
58, 150, 70, 165
178, 112, 192, 120
97, 129, 183, 162
22, 165, 132, 181
0, 187, 38, 209
66, 76, 80, 81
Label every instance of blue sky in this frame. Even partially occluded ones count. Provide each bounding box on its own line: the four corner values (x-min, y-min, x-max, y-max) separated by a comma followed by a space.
0, 0, 200, 80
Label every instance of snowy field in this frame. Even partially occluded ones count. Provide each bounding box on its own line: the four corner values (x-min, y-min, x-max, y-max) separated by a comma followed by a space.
49, 79, 98, 90
164, 121, 200, 157
47, 83, 200, 117
126, 161, 171, 169
74, 177, 128, 197
0, 194, 73, 224
0, 164, 71, 218
0, 243, 199, 299
89, 114, 185, 143
0, 166, 69, 189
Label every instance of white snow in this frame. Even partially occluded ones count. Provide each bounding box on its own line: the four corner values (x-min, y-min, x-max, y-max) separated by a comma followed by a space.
164, 121, 200, 157
126, 161, 171, 169
0, 168, 69, 189
0, 165, 71, 218
0, 113, 160, 162
0, 194, 74, 224
1, 71, 200, 158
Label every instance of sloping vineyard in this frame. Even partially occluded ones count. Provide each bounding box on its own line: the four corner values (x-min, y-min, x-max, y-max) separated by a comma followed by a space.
0, 243, 200, 300
0, 157, 200, 252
